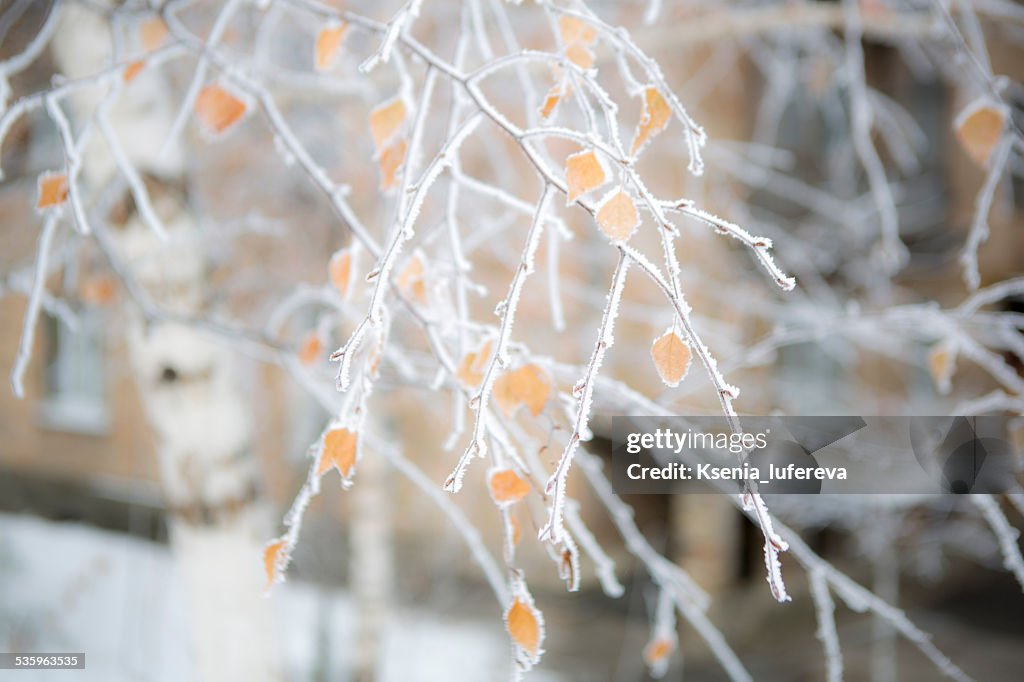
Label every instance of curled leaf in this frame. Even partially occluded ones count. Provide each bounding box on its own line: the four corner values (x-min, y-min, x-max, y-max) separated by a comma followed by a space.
632, 87, 671, 155
651, 330, 691, 387
595, 189, 640, 242
194, 84, 247, 135
378, 138, 407, 190
263, 538, 288, 588
397, 252, 427, 304
37, 172, 68, 210
558, 16, 597, 46
565, 149, 606, 204
488, 468, 530, 505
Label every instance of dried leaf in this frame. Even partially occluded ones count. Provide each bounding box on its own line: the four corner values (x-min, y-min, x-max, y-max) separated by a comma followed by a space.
539, 83, 565, 120
123, 60, 145, 83
298, 333, 323, 366
493, 364, 552, 416
955, 101, 1006, 167
595, 189, 640, 242
509, 514, 522, 546
643, 637, 675, 670
329, 248, 355, 299
263, 539, 287, 588
194, 84, 247, 135
558, 15, 597, 46
397, 252, 427, 304
651, 330, 691, 387
456, 339, 493, 389
369, 98, 406, 151
928, 342, 955, 393
80, 275, 117, 305
37, 172, 68, 210
488, 469, 530, 505
315, 23, 348, 72
378, 138, 407, 190
140, 17, 168, 51
506, 598, 543, 661
565, 43, 594, 69
565, 149, 606, 204
318, 427, 358, 479
631, 87, 671, 155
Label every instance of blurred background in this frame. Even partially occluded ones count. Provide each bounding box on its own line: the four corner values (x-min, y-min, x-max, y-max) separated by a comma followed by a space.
1, 0, 1023, 680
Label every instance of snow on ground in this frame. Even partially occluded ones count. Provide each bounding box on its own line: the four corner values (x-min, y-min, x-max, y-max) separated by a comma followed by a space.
0, 513, 559, 681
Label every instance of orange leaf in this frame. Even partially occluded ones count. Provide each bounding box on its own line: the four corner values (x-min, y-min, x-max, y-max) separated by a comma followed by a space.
140, 17, 168, 52
955, 101, 1005, 167
263, 539, 288, 588
369, 98, 406, 152
506, 598, 543, 660
651, 330, 691, 387
397, 252, 427, 304
488, 469, 530, 505
378, 138, 407, 190
928, 342, 955, 393
318, 427, 358, 478
298, 333, 323, 366
643, 637, 675, 667
631, 86, 671, 155
565, 149, 606, 204
595, 189, 639, 242
37, 172, 68, 210
80, 275, 117, 305
509, 514, 521, 546
123, 60, 145, 83
329, 248, 355, 299
195, 84, 247, 135
457, 339, 493, 389
315, 23, 348, 71
493, 364, 552, 416
558, 16, 597, 46
565, 43, 594, 69
539, 86, 563, 120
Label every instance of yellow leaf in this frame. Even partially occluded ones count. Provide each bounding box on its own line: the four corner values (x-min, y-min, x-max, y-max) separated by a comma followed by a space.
558, 15, 597, 46
506, 598, 543, 660
955, 101, 1005, 167
493, 364, 552, 416
488, 469, 530, 505
140, 17, 168, 52
194, 84, 247, 135
565, 43, 594, 69
631, 87, 671, 155
318, 427, 358, 478
37, 172, 68, 210
315, 23, 348, 72
595, 189, 639, 242
565, 149, 606, 204
651, 330, 691, 387
456, 339, 493, 389
263, 539, 287, 588
298, 333, 323, 366
123, 60, 145, 83
369, 98, 406, 152
378, 138, 407, 190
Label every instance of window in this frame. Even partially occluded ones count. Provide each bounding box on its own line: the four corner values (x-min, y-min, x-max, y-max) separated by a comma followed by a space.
37, 310, 110, 435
